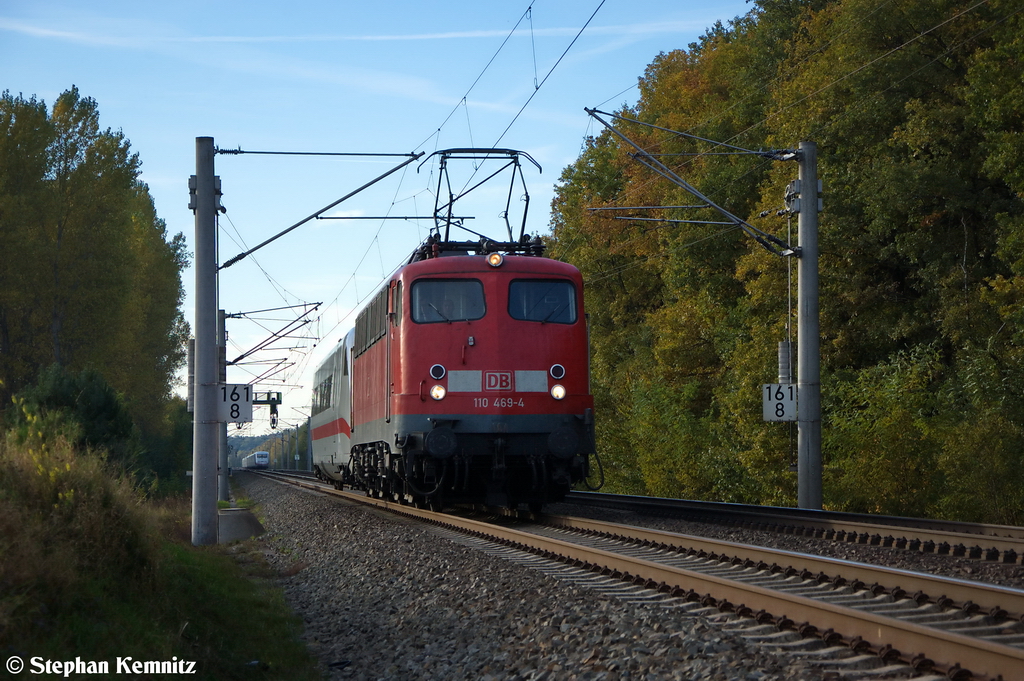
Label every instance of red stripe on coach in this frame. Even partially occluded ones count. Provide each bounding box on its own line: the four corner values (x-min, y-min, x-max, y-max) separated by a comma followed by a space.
313, 417, 351, 440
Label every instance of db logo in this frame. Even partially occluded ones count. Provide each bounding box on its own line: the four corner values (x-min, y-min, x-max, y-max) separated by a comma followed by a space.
484, 371, 513, 391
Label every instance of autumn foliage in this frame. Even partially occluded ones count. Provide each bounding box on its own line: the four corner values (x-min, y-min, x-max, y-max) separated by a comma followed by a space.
551, 0, 1024, 522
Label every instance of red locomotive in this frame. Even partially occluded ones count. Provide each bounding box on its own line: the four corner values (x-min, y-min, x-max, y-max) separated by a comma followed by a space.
311, 149, 595, 510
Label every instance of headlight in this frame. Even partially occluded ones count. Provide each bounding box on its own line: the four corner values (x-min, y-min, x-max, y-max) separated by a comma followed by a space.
550, 384, 566, 400
430, 385, 447, 400
487, 252, 504, 267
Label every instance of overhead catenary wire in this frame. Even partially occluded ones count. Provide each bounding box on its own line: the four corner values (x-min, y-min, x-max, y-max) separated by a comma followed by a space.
313, 2, 608, 349
216, 149, 416, 157
795, 0, 1020, 152
652, 0, 898, 159
219, 152, 423, 270
214, 2, 1007, 434
575, 0, 893, 143
313, 163, 423, 348
575, 4, 1009, 282
216, 2, 608, 429
573, 0, 1010, 286
575, 0, 997, 223
221, 213, 301, 306
590, 109, 796, 159
310, 1, 604, 301
412, 3, 537, 152
688, 0, 999, 168
491, 0, 606, 148
585, 225, 743, 284
416, 2, 607, 215
529, 7, 539, 89
585, 107, 794, 257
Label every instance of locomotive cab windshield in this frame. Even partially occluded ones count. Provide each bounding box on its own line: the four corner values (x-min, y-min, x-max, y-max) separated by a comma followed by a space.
508, 279, 577, 324
412, 279, 486, 323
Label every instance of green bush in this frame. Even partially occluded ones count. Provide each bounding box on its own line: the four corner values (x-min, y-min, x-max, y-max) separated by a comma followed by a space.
0, 429, 155, 642
8, 364, 142, 471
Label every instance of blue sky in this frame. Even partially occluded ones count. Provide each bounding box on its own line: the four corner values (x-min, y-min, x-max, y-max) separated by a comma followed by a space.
2, 0, 751, 435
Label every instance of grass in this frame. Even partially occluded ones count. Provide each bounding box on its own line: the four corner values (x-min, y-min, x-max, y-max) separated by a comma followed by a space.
0, 429, 323, 680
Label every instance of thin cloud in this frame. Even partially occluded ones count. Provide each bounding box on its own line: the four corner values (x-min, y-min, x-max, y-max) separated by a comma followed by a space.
0, 16, 158, 48
186, 22, 712, 43
0, 16, 712, 47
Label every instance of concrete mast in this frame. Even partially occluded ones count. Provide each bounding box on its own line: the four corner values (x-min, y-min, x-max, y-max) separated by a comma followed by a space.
796, 141, 822, 509
191, 137, 219, 545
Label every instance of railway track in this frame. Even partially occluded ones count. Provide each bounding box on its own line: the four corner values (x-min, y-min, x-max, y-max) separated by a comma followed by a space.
564, 491, 1024, 566
257, 471, 1024, 680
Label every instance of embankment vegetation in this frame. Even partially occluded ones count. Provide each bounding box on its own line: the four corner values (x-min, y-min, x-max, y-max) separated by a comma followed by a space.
0, 377, 320, 679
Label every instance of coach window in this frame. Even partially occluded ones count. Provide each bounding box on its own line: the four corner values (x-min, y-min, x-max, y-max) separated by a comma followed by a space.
313, 374, 333, 415
411, 279, 486, 323
508, 280, 577, 324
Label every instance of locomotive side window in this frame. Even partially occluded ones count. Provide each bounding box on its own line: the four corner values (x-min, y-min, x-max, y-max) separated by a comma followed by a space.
508, 280, 577, 324
354, 286, 389, 356
411, 279, 485, 323
391, 281, 402, 326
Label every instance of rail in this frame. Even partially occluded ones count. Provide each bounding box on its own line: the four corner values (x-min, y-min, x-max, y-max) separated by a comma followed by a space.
565, 491, 1024, 564
255, 471, 1024, 679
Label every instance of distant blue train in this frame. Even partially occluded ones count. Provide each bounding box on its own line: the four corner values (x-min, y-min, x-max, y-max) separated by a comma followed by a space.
242, 451, 270, 470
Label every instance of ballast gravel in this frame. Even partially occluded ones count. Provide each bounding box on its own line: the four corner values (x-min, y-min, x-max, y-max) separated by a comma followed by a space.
235, 473, 825, 681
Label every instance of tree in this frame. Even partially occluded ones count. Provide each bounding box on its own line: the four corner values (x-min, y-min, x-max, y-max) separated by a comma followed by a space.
0, 88, 188, 446
549, 0, 1024, 522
